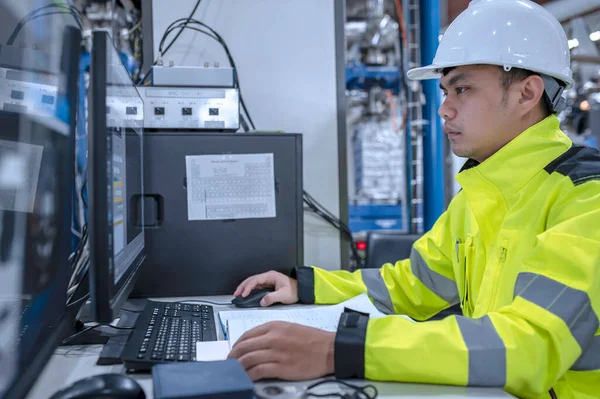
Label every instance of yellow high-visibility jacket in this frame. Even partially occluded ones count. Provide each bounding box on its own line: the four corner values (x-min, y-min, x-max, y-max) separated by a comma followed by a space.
295, 116, 600, 399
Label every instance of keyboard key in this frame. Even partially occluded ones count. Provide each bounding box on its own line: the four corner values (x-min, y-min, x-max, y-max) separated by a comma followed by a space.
177, 354, 189, 361
151, 353, 162, 360
137, 354, 145, 359
183, 305, 192, 311
165, 354, 176, 361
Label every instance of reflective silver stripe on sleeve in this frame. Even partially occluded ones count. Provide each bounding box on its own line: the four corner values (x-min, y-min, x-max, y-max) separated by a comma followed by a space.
410, 247, 459, 305
514, 272, 599, 350
572, 335, 600, 371
360, 269, 395, 314
456, 315, 506, 387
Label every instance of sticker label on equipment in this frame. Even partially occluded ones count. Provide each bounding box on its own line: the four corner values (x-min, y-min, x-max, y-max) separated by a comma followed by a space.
185, 153, 276, 221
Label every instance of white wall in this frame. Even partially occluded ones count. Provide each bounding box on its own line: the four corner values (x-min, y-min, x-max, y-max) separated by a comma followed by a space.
150, 0, 345, 270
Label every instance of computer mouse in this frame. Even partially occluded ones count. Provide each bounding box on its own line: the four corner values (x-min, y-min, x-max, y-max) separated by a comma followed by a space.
231, 287, 275, 308
49, 373, 145, 399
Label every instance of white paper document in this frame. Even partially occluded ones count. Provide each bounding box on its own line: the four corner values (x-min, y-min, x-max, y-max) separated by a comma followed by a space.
185, 153, 276, 221
221, 294, 414, 348
0, 140, 43, 213
195, 340, 230, 361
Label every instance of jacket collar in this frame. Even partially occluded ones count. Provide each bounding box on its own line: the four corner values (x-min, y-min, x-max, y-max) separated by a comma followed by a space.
455, 115, 572, 199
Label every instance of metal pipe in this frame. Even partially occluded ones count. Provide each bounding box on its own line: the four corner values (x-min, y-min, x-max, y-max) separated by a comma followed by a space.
371, 0, 385, 18
420, 0, 445, 231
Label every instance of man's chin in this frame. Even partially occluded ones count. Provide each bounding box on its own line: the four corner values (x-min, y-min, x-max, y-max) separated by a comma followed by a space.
451, 147, 471, 159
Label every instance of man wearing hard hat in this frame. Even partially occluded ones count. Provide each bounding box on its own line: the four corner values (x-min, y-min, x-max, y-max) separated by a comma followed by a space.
228, 1, 600, 398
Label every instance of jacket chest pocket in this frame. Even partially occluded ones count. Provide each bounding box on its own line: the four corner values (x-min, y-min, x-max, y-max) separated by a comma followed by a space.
476, 234, 512, 314
455, 235, 475, 316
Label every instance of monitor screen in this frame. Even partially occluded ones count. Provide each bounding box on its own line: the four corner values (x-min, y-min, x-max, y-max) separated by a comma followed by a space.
0, 6, 80, 397
88, 30, 144, 323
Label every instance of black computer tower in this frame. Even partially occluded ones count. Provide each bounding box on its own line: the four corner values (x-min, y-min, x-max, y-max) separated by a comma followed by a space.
131, 132, 303, 297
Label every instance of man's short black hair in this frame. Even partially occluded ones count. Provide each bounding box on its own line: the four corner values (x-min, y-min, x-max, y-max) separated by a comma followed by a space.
441, 66, 552, 117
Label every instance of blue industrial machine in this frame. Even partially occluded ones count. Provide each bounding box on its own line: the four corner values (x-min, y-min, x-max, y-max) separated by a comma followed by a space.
347, 0, 444, 235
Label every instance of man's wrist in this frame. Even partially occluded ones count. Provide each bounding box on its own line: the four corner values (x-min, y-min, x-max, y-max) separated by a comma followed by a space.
326, 331, 335, 375
291, 278, 299, 303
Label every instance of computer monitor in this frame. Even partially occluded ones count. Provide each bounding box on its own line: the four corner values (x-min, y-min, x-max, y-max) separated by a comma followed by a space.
0, 21, 81, 399
88, 30, 145, 324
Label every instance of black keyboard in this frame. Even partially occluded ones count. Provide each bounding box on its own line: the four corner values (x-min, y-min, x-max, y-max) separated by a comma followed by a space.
121, 300, 218, 371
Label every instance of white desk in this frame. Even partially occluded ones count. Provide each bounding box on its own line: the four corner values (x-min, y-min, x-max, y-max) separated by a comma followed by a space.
28, 296, 515, 399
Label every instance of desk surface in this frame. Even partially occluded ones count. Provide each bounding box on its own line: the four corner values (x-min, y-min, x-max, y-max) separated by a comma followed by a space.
28, 296, 515, 399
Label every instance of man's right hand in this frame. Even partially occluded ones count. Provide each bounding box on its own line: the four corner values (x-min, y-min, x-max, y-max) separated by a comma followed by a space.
233, 271, 299, 307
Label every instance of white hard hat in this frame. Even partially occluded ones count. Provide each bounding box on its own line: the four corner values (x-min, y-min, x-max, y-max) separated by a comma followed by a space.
407, 0, 574, 90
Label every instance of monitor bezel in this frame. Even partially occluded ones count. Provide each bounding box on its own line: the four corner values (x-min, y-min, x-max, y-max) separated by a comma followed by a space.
2, 25, 81, 399
88, 30, 145, 324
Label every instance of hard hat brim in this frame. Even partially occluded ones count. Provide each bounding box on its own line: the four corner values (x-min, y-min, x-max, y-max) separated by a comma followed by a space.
407, 63, 574, 90
406, 65, 442, 81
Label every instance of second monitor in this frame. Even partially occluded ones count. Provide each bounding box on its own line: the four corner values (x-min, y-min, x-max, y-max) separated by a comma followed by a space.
88, 31, 145, 324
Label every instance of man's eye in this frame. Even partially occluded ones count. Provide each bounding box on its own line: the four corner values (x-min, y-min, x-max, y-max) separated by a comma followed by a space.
442, 91, 448, 97
456, 87, 468, 95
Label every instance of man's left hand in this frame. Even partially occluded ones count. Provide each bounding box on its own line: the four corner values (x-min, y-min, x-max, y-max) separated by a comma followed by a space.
227, 321, 335, 381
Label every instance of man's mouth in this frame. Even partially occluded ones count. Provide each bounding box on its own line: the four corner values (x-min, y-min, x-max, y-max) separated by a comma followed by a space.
444, 129, 461, 138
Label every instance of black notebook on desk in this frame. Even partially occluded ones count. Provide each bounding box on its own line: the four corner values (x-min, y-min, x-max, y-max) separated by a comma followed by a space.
152, 359, 254, 399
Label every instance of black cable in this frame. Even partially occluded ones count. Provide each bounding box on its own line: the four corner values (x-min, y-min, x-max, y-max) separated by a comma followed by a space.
62, 324, 133, 345
161, 0, 202, 56
136, 1, 201, 85
9, 11, 83, 44
159, 24, 219, 50
141, 13, 258, 130
303, 193, 353, 238
120, 307, 142, 313
69, 223, 88, 269
240, 114, 250, 132
181, 20, 255, 130
303, 191, 362, 267
7, 5, 82, 45
157, 19, 256, 130
81, 179, 87, 208
304, 190, 353, 235
66, 293, 89, 310
306, 379, 378, 399
182, 300, 232, 306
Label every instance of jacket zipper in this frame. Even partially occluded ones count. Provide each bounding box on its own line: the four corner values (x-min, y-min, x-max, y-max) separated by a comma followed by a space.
456, 239, 465, 309
457, 238, 471, 312
455, 238, 460, 263
488, 243, 507, 312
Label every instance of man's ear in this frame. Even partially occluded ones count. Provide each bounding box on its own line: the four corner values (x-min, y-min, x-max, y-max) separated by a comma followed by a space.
518, 75, 545, 115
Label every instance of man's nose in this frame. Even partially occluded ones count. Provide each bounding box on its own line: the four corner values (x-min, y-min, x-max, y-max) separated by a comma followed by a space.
438, 98, 456, 121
